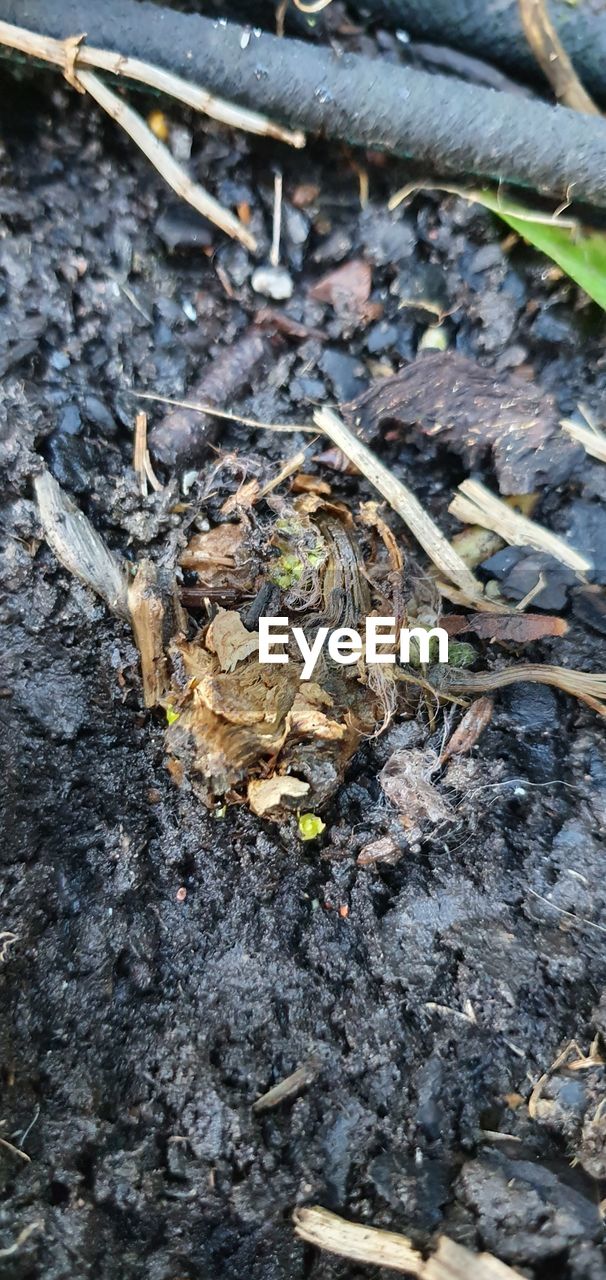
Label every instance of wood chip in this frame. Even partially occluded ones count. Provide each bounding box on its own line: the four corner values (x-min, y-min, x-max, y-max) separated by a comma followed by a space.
293, 1206, 524, 1278
253, 1059, 318, 1113
449, 478, 591, 576
248, 775, 310, 816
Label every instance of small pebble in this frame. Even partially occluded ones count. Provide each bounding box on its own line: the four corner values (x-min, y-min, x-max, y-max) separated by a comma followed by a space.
251, 264, 293, 300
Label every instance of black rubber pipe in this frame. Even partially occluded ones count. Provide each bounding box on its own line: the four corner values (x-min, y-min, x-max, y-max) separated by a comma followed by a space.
228, 0, 606, 105
3, 0, 606, 207
355, 0, 606, 106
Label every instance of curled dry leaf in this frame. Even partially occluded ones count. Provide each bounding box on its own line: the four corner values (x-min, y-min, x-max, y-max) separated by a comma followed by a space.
248, 775, 310, 817
441, 696, 494, 763
206, 608, 259, 672
288, 685, 347, 741
359, 501, 404, 572
345, 352, 582, 494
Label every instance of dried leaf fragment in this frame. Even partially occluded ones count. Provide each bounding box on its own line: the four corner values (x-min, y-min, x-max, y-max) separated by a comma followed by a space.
310, 259, 372, 317
288, 685, 347, 741
206, 609, 259, 671
441, 697, 494, 762
248, 775, 310, 816
443, 613, 568, 644
35, 470, 129, 617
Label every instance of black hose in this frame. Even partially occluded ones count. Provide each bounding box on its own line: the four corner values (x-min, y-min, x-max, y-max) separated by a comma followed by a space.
3, 0, 606, 207
354, 0, 606, 106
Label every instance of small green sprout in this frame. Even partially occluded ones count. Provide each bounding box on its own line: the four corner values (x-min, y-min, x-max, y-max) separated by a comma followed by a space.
271, 553, 304, 590
165, 704, 180, 725
298, 813, 326, 841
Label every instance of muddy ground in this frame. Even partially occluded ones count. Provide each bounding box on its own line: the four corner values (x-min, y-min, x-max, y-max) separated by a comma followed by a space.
1, 53, 606, 1280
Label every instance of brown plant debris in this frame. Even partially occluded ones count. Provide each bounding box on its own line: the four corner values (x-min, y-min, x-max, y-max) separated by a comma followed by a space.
344, 352, 583, 495
148, 328, 272, 466
206, 609, 259, 672
253, 1059, 319, 1113
248, 775, 310, 817
357, 835, 402, 867
293, 1205, 523, 1278
440, 696, 494, 763
443, 613, 568, 644
518, 0, 599, 115
35, 472, 606, 824
309, 259, 375, 320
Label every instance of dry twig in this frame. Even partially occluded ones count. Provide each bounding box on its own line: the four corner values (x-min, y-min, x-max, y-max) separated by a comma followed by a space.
562, 419, 606, 465
0, 1220, 44, 1259
313, 408, 508, 612
253, 1059, 318, 1113
135, 390, 316, 434
133, 411, 162, 496
518, 0, 599, 114
444, 665, 606, 717
75, 67, 257, 251
0, 20, 305, 147
449, 478, 591, 576
0, 19, 307, 252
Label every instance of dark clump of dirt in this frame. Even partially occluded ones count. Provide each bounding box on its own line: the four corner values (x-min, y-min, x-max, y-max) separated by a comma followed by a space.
1, 63, 606, 1280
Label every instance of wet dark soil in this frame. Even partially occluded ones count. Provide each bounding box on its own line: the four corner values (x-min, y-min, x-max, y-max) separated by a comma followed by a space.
1, 60, 606, 1280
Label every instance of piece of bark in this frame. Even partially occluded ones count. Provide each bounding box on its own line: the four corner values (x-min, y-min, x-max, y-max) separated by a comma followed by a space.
345, 353, 583, 494
443, 612, 568, 643
149, 329, 271, 466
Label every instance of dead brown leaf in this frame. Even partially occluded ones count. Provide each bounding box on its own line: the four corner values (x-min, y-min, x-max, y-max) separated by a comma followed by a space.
345, 352, 582, 494
179, 522, 257, 603
315, 446, 359, 474
254, 307, 325, 341
288, 685, 347, 741
291, 473, 332, 496
309, 260, 373, 319
359, 501, 404, 572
